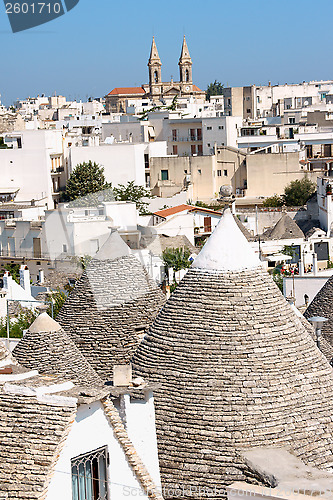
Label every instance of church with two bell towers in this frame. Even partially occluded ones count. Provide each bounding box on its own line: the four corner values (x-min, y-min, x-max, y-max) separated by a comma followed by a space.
105, 37, 205, 113
142, 36, 205, 101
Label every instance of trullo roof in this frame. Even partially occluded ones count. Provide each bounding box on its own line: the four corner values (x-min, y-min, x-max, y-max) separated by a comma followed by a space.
132, 209, 333, 498
56, 231, 166, 380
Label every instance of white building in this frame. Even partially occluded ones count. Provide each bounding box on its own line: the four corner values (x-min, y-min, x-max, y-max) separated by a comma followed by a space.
69, 141, 167, 188
0, 129, 65, 209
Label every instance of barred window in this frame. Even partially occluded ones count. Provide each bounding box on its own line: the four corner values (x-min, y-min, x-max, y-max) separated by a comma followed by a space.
71, 446, 109, 500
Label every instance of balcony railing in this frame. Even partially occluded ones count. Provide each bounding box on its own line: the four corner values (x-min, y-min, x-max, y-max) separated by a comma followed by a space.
170, 136, 202, 142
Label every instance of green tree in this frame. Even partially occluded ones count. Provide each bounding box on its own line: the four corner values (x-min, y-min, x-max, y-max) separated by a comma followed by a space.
113, 181, 153, 215
63, 161, 112, 202
283, 178, 316, 207
3, 263, 20, 284
0, 309, 38, 338
206, 80, 224, 101
263, 194, 284, 208
162, 247, 192, 274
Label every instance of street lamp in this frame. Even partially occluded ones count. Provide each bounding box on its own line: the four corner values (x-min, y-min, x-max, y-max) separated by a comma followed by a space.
308, 316, 328, 349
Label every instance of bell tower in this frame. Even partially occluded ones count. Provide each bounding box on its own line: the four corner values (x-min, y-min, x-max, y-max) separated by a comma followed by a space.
179, 36, 193, 92
148, 37, 162, 98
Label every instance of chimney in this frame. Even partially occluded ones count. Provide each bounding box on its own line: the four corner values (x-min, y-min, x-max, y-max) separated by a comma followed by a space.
113, 364, 132, 387
312, 253, 318, 276
2, 272, 13, 291
19, 265, 31, 293
298, 258, 304, 276
38, 269, 45, 284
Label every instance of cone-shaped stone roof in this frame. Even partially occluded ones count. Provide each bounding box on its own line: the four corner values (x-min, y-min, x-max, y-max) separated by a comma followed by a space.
179, 35, 192, 64
13, 313, 103, 388
57, 232, 166, 380
264, 213, 304, 240
132, 211, 333, 497
148, 36, 161, 66
304, 275, 333, 345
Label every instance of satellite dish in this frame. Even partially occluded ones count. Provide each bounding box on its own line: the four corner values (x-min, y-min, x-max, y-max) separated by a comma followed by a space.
304, 101, 309, 106
219, 185, 232, 197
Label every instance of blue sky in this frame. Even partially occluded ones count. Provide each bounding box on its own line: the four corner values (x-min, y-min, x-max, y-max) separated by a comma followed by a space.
0, 0, 332, 105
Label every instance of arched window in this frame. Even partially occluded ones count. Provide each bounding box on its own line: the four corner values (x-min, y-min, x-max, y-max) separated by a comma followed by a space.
185, 69, 189, 82
154, 70, 159, 83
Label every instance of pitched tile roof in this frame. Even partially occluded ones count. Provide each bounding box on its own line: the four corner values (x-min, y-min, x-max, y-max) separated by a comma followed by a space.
133, 210, 333, 495
107, 87, 146, 96
154, 204, 194, 217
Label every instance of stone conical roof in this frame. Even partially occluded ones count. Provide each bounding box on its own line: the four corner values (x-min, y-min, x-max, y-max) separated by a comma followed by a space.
148, 36, 161, 66
179, 35, 192, 64
132, 210, 333, 497
56, 232, 166, 380
13, 313, 103, 388
304, 275, 333, 345
264, 213, 304, 240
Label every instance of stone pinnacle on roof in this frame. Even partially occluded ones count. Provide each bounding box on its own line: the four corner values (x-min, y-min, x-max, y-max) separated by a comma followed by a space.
94, 229, 131, 261
179, 35, 192, 64
132, 207, 333, 497
148, 36, 161, 66
13, 312, 104, 388
192, 208, 261, 272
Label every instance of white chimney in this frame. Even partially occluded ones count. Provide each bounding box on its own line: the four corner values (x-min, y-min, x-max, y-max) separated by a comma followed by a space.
38, 269, 45, 284
2, 272, 13, 291
19, 265, 31, 293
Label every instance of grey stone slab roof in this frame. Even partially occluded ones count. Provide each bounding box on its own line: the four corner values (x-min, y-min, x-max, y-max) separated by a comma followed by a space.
132, 213, 333, 498
263, 213, 305, 240
57, 253, 166, 381
0, 374, 77, 499
304, 275, 333, 346
145, 234, 197, 256
13, 313, 104, 389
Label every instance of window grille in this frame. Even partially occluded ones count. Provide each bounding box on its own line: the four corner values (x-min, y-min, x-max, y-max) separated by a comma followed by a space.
71, 446, 109, 500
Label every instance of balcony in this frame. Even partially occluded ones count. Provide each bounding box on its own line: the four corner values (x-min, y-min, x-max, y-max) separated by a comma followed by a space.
170, 136, 202, 142
51, 166, 65, 175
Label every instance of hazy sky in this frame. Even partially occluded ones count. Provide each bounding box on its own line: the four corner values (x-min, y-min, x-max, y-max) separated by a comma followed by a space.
0, 0, 332, 105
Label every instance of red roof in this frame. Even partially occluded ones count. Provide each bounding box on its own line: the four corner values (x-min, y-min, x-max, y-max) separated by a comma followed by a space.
193, 84, 203, 92
108, 87, 146, 96
154, 204, 223, 218
154, 204, 194, 218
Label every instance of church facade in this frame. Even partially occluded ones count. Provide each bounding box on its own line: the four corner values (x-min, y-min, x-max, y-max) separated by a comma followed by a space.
105, 37, 205, 113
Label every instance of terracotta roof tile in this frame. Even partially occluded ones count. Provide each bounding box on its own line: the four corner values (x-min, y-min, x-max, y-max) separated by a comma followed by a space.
107, 87, 146, 96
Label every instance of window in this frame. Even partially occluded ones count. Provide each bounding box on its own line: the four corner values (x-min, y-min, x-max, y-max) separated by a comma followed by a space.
198, 169, 202, 174
191, 144, 196, 155
172, 129, 178, 141
144, 153, 149, 169
223, 169, 228, 176
218, 125, 224, 130
154, 70, 159, 83
288, 117, 296, 124
161, 170, 169, 181
217, 170, 222, 177
63, 244, 67, 253
197, 144, 203, 155
207, 126, 212, 130
246, 109, 251, 113
207, 143, 211, 147
71, 446, 109, 500
197, 128, 202, 140
172, 145, 178, 155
